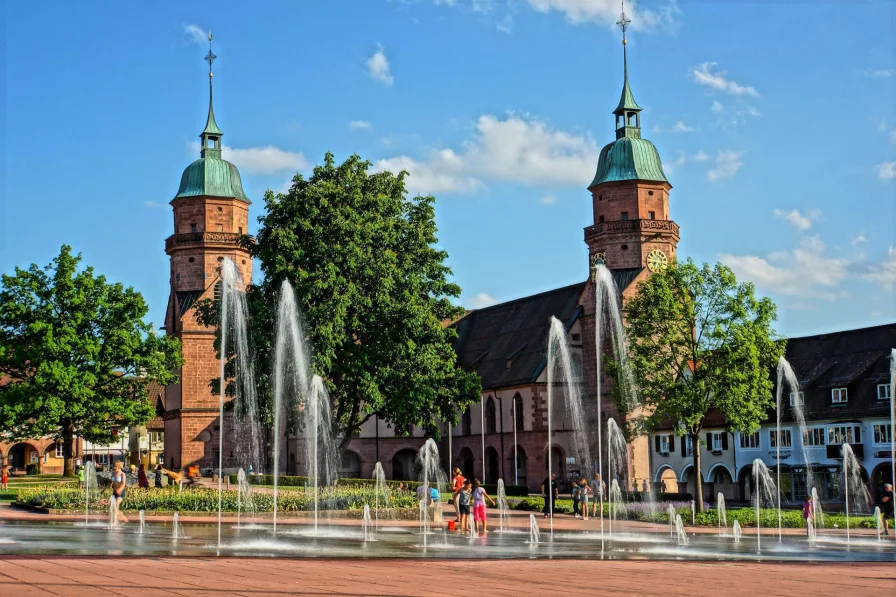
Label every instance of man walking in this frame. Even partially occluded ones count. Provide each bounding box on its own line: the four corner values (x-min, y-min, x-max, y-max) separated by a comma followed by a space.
541, 473, 558, 518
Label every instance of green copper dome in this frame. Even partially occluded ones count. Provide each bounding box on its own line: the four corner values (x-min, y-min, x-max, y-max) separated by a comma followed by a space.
590, 137, 668, 187
175, 157, 250, 202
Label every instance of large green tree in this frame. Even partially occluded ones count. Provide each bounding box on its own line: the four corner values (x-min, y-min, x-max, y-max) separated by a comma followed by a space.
201, 152, 480, 451
621, 259, 782, 511
0, 246, 183, 476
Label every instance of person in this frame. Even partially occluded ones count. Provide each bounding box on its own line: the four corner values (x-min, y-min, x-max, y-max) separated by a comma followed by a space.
591, 474, 605, 519
879, 482, 894, 536
416, 484, 428, 504
541, 473, 558, 518
110, 461, 129, 524
247, 464, 254, 476
137, 463, 149, 489
802, 494, 814, 536
471, 478, 496, 534
660, 480, 667, 493
571, 478, 581, 518
457, 479, 473, 532
579, 478, 591, 521
1, 466, 7, 490
642, 479, 649, 493
451, 467, 465, 522
130, 464, 137, 475
632, 478, 639, 493
154, 464, 163, 488
77, 465, 85, 489
397, 482, 405, 493
429, 485, 442, 522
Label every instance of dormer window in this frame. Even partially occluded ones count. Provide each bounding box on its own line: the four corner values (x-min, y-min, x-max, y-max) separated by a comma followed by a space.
831, 387, 848, 404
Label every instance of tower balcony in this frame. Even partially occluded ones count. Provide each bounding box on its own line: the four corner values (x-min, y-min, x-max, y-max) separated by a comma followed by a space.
584, 218, 679, 244
164, 231, 247, 253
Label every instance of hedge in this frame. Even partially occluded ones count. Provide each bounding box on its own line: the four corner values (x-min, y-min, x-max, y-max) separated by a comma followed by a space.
228, 474, 528, 497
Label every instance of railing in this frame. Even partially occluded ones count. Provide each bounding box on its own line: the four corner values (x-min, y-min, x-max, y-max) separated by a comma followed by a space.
165, 231, 242, 251
584, 218, 680, 238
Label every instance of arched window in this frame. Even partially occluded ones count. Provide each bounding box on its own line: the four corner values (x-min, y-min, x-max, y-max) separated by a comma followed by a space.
513, 394, 524, 431
485, 397, 496, 433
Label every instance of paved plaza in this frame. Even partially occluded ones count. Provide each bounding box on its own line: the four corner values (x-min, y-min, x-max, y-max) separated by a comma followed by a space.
0, 556, 892, 596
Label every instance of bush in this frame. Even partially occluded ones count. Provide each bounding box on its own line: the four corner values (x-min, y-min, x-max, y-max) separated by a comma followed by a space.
25, 464, 40, 475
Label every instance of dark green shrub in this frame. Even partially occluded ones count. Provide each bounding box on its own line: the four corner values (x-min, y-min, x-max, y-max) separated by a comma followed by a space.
26, 464, 40, 475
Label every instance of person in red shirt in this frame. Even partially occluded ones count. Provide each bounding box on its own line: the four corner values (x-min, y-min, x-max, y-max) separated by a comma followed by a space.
451, 467, 465, 522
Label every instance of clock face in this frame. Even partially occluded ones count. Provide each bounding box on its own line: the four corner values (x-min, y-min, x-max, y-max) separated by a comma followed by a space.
591, 252, 606, 266
646, 250, 668, 273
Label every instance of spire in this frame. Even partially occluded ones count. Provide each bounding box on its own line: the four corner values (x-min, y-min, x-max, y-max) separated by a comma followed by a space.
200, 32, 223, 158
613, 1, 642, 139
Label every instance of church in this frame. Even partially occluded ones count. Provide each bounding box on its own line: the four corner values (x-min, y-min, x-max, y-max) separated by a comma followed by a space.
160, 17, 679, 491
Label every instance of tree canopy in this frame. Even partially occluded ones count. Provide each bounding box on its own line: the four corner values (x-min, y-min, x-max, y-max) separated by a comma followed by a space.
200, 153, 481, 450
0, 246, 183, 475
621, 259, 783, 510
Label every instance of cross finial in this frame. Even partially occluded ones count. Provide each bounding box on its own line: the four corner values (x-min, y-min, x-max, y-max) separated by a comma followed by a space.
204, 32, 216, 79
616, 0, 631, 46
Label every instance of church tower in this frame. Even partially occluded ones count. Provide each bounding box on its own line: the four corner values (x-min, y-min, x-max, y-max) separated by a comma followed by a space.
584, 10, 679, 272
163, 35, 252, 470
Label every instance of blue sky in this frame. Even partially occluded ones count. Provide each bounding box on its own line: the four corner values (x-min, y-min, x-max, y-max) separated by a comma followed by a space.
3, 1, 895, 338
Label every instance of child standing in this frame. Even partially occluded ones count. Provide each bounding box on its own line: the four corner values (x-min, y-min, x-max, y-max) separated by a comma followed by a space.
1, 466, 7, 490
579, 478, 591, 521
472, 478, 497, 535
458, 480, 473, 532
571, 479, 581, 518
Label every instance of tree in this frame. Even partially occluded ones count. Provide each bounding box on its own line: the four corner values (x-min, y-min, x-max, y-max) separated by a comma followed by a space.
0, 246, 183, 476
199, 153, 481, 451
620, 259, 783, 511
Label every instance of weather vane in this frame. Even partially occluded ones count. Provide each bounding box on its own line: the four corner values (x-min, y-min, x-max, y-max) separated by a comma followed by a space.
204, 32, 216, 78
616, 0, 631, 46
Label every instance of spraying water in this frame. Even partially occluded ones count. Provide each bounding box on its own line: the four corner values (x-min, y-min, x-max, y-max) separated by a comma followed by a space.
138, 510, 146, 535
841, 443, 872, 545
496, 479, 509, 532
417, 439, 447, 547
362, 504, 375, 542
306, 375, 337, 535
873, 506, 882, 541
811, 487, 825, 533
108, 499, 118, 529
528, 514, 540, 544
666, 504, 676, 538
673, 514, 689, 546
372, 462, 390, 528
83, 461, 96, 524
717, 493, 727, 537
606, 419, 628, 539
732, 519, 742, 543
236, 468, 254, 527
172, 512, 181, 540
609, 479, 627, 538
752, 459, 777, 554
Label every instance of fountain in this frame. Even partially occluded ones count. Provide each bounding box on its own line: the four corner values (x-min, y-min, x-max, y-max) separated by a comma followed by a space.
236, 468, 254, 527
416, 438, 447, 547
732, 519, 742, 543
841, 443, 872, 544
807, 515, 817, 546
608, 479, 627, 538
83, 461, 96, 524
372, 462, 390, 528
606, 419, 628, 539
592, 262, 640, 551
666, 504, 676, 537
138, 510, 146, 535
362, 505, 375, 542
172, 512, 181, 540
306, 375, 337, 535
751, 459, 777, 554
873, 506, 882, 542
496, 479, 509, 532
528, 514, 540, 544
690, 499, 696, 526
811, 487, 825, 533
108, 499, 118, 529
717, 493, 727, 537
673, 514, 689, 546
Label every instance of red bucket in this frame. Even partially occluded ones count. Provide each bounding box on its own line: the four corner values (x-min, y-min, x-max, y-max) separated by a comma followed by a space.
447, 520, 456, 531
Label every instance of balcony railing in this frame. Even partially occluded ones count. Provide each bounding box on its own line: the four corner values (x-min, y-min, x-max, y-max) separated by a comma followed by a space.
165, 231, 242, 252
584, 218, 680, 240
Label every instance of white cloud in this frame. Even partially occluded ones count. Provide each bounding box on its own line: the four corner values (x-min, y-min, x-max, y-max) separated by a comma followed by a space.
366, 46, 394, 86
707, 150, 744, 181
719, 235, 849, 301
654, 120, 693, 133
468, 292, 498, 309
852, 233, 868, 245
374, 113, 598, 195
693, 150, 710, 162
864, 68, 894, 79
524, 0, 680, 31
690, 62, 759, 97
875, 161, 896, 180
710, 100, 723, 113
540, 194, 557, 205
184, 24, 209, 45
863, 247, 896, 291
191, 142, 308, 174
144, 200, 163, 209
773, 208, 820, 232
497, 14, 514, 33
349, 120, 372, 131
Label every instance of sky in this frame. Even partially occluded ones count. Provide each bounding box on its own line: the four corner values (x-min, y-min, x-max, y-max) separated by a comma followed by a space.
3, 0, 895, 339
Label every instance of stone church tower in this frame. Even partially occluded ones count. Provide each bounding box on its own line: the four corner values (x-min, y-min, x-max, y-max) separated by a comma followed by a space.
163, 38, 252, 469
579, 10, 680, 486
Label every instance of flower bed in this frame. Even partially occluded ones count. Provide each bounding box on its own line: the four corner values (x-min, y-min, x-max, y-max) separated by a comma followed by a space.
16, 485, 419, 513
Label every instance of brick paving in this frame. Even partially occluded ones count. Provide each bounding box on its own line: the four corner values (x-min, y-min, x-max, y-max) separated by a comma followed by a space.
0, 556, 892, 597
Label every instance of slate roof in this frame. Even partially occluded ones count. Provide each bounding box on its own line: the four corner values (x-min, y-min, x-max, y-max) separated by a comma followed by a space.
771, 323, 895, 423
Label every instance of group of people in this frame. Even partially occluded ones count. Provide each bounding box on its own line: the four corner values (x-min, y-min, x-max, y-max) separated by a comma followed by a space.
450, 467, 496, 534
541, 473, 607, 520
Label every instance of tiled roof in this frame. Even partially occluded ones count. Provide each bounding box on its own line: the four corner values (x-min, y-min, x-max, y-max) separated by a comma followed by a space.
145, 380, 166, 416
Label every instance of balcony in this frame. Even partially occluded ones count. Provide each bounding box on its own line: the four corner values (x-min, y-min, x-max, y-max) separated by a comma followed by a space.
826, 444, 864, 459
584, 218, 680, 242
165, 231, 243, 252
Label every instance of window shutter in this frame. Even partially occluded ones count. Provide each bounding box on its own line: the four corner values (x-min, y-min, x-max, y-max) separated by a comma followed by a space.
706, 432, 712, 448
669, 435, 675, 452
655, 436, 660, 453
722, 433, 729, 450
681, 436, 686, 456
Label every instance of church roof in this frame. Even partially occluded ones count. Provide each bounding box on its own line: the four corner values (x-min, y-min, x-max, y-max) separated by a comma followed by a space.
590, 137, 668, 187
175, 157, 250, 202
451, 269, 643, 390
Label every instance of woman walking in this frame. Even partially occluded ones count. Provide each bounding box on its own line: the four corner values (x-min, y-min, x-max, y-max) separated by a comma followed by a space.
471, 478, 497, 535
137, 463, 149, 489
579, 478, 591, 521
451, 467, 465, 522
110, 461, 129, 524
